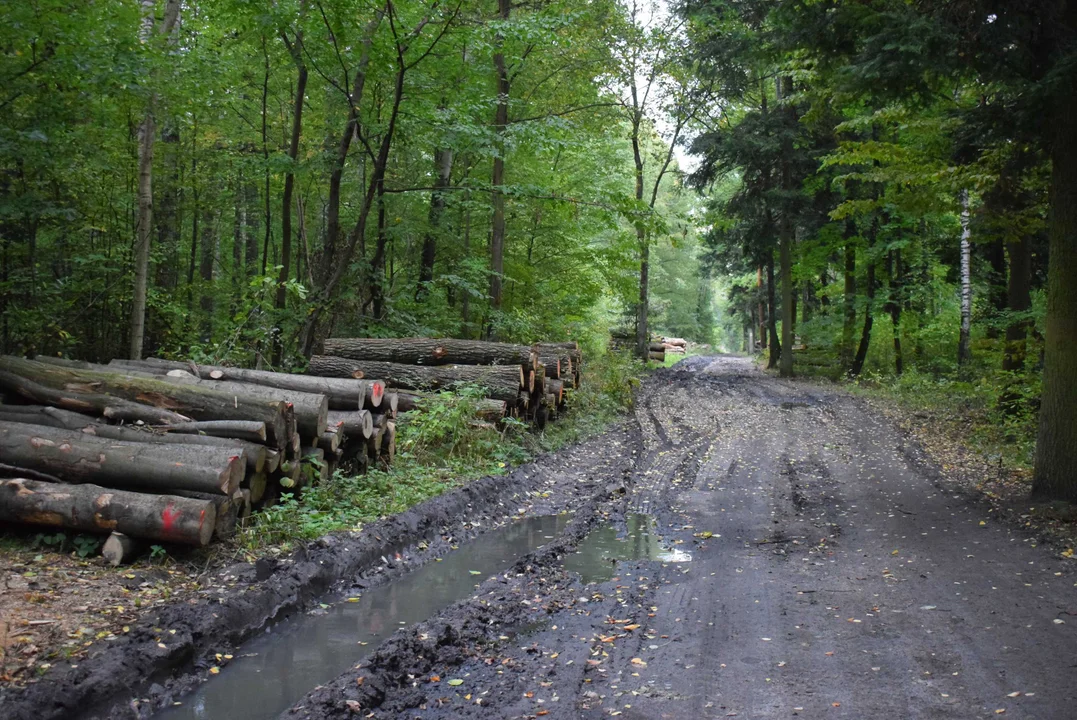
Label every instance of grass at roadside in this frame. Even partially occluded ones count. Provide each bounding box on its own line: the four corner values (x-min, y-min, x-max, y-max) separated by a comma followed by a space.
240, 351, 643, 550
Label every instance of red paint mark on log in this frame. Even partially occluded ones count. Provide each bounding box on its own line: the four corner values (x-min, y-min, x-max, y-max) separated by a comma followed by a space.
162, 503, 180, 534
371, 383, 383, 404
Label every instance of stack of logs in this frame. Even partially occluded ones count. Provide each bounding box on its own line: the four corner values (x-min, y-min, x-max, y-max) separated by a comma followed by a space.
308, 338, 582, 430
0, 354, 396, 559
609, 332, 687, 362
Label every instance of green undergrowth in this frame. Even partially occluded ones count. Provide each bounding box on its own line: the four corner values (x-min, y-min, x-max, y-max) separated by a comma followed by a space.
783, 338, 1042, 477
241, 351, 643, 550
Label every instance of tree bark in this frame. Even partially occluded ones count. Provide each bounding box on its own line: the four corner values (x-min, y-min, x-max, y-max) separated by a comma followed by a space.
0, 479, 216, 546
888, 249, 904, 376
323, 337, 534, 367
0, 356, 289, 447
417, 146, 452, 300
488, 0, 511, 326
150, 420, 268, 443
109, 357, 377, 410
1032, 51, 1077, 501
958, 189, 973, 367
308, 356, 522, 402
1003, 235, 1032, 371
0, 422, 243, 495
102, 532, 145, 566
129, 0, 181, 361
849, 257, 875, 378
161, 372, 327, 438
841, 230, 857, 371
274, 21, 308, 365
0, 367, 191, 426
766, 252, 780, 369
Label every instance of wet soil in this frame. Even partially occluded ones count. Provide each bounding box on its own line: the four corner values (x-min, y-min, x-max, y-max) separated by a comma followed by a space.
6, 355, 1077, 720
283, 356, 1077, 720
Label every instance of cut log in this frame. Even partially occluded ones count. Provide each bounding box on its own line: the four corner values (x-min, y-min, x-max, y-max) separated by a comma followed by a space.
169, 489, 238, 540
245, 471, 268, 504
0, 368, 191, 426
0, 479, 216, 546
79, 424, 266, 474
317, 427, 342, 454
264, 448, 281, 474
547, 378, 564, 406
326, 409, 373, 440
379, 421, 396, 465
115, 359, 370, 411
517, 390, 530, 411
367, 426, 384, 461
102, 532, 145, 566
0, 356, 289, 448
0, 404, 99, 431
162, 372, 328, 437
536, 356, 561, 378
384, 392, 399, 417
533, 341, 579, 352
395, 391, 428, 413
476, 399, 507, 422
308, 356, 522, 402
649, 350, 665, 362
151, 419, 268, 444
235, 488, 251, 519
0, 422, 242, 495
323, 337, 536, 368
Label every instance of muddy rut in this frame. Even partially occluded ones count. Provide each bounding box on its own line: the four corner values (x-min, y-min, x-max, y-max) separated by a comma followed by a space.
5, 355, 1075, 720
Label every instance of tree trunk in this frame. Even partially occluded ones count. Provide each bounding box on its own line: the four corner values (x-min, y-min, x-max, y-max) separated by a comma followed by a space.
417, 146, 452, 300
129, 0, 181, 360
308, 356, 522, 402
199, 207, 216, 340
1032, 56, 1077, 501
985, 236, 1007, 339
0, 422, 243, 495
108, 357, 379, 410
0, 479, 216, 546
888, 249, 904, 376
0, 367, 191, 426
849, 257, 875, 378
102, 532, 145, 566
161, 373, 327, 438
274, 24, 308, 365
152, 420, 268, 444
130, 109, 155, 360
766, 252, 780, 369
841, 232, 857, 370
958, 189, 973, 366
0, 356, 290, 447
323, 337, 534, 367
1003, 235, 1032, 371
488, 0, 511, 325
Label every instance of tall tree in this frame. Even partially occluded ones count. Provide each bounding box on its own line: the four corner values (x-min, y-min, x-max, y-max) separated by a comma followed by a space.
129, 0, 182, 360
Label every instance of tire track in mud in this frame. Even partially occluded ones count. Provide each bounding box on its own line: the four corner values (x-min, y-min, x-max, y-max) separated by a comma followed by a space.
287, 354, 1077, 720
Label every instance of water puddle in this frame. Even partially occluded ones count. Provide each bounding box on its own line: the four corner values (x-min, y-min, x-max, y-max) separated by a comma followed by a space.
563, 513, 691, 583
156, 514, 570, 720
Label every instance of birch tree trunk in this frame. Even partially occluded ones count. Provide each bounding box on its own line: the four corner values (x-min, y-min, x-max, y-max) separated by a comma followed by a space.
957, 189, 973, 367
129, 0, 181, 360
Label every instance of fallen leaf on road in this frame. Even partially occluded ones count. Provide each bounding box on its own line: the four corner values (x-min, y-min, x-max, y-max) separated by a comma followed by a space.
448, 679, 463, 686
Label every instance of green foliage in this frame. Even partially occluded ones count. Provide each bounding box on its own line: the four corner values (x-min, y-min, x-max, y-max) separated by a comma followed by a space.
240, 349, 641, 549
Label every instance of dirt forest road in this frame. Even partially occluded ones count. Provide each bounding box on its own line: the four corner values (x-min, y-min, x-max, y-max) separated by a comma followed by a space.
289, 355, 1076, 720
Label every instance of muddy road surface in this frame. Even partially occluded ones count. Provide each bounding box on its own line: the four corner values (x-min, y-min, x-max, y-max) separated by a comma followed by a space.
288, 356, 1076, 720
